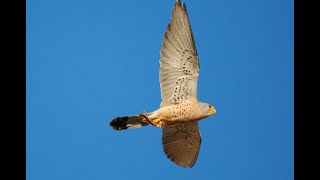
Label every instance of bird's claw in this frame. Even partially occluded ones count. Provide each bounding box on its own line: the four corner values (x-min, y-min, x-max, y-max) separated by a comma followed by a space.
139, 114, 164, 128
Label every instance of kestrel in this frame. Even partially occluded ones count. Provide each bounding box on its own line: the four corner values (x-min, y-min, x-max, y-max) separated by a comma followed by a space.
110, 0, 216, 167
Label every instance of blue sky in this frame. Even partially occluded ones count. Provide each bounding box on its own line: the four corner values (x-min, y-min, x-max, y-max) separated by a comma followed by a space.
27, 0, 294, 179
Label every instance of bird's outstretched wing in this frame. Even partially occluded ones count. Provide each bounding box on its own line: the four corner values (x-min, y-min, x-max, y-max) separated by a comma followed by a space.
162, 121, 201, 167
160, 0, 199, 107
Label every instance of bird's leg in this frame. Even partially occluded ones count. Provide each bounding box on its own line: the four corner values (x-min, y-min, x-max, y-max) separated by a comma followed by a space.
139, 114, 164, 128
139, 113, 156, 126
157, 120, 165, 128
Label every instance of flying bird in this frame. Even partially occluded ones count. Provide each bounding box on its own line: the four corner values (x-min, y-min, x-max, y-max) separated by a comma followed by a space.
110, 0, 216, 168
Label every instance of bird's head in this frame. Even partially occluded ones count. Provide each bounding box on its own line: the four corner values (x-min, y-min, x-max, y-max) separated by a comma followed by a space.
199, 102, 216, 117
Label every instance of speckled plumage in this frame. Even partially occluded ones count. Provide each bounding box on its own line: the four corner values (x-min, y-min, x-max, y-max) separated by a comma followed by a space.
110, 0, 216, 168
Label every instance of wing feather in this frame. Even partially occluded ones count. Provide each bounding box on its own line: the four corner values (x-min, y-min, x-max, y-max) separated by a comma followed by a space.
160, 1, 199, 107
162, 122, 201, 167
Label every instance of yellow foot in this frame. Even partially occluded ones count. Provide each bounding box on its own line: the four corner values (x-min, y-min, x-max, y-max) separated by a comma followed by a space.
139, 114, 164, 128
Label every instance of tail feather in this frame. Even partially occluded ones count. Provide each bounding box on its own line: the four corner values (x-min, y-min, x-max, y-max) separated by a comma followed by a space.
110, 115, 149, 130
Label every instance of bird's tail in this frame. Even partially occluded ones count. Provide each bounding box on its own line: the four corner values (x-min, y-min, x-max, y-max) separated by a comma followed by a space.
110, 115, 150, 130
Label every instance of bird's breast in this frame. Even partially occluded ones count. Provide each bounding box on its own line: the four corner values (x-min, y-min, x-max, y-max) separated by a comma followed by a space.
156, 102, 203, 122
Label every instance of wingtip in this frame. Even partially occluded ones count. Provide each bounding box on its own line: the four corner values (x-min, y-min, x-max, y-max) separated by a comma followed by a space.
175, 0, 181, 6
182, 2, 187, 10
173, 0, 188, 15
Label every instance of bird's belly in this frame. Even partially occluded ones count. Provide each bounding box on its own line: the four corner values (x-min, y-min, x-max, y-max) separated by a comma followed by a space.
154, 102, 203, 123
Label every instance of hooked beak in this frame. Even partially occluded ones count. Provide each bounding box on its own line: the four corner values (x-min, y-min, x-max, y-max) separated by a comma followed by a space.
210, 106, 216, 115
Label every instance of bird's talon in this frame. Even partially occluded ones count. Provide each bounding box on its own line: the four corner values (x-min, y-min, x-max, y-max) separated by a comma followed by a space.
139, 114, 164, 128
157, 121, 164, 128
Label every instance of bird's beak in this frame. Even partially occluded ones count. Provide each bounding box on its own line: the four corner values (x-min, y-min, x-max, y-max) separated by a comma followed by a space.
210, 106, 216, 115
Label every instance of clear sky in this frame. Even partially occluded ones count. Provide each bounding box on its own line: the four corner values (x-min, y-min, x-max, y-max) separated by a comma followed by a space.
27, 0, 294, 179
